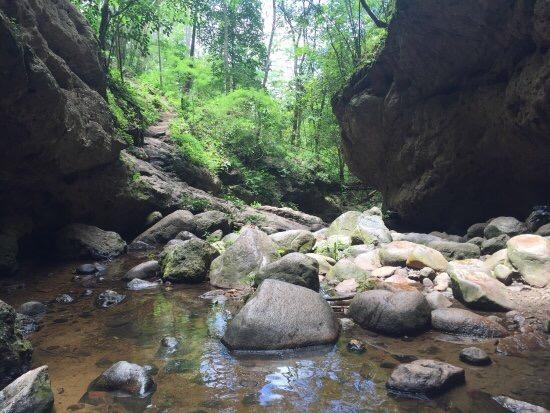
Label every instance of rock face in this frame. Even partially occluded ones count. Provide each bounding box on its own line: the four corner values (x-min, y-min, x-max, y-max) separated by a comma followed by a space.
222, 279, 340, 350
333, 0, 550, 231
348, 290, 431, 336
0, 300, 33, 388
0, 365, 54, 413
386, 359, 465, 397
209, 227, 279, 289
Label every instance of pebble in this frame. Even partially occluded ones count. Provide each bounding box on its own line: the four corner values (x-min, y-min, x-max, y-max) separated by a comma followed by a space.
56, 294, 74, 304
459, 347, 491, 366
346, 339, 366, 353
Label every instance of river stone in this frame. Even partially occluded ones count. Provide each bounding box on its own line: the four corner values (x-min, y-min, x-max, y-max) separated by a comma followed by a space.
255, 252, 319, 291
386, 359, 465, 396
379, 241, 417, 266
123, 260, 160, 280
222, 279, 340, 350
448, 260, 514, 311
467, 237, 485, 247
459, 347, 491, 366
372, 266, 397, 278
0, 300, 33, 388
0, 365, 53, 413
493, 264, 516, 285
467, 222, 487, 239
536, 223, 550, 237
481, 234, 510, 255
406, 245, 448, 271
493, 395, 550, 413
269, 230, 315, 255
130, 210, 194, 247
160, 336, 179, 349
55, 294, 74, 304
430, 231, 463, 243
483, 249, 509, 271
433, 272, 451, 291
348, 290, 431, 336
160, 239, 218, 283
354, 250, 382, 271
484, 217, 527, 239
525, 206, 550, 233
428, 240, 480, 260
89, 361, 155, 397
431, 308, 507, 337
55, 224, 126, 259
192, 210, 231, 237
17, 301, 46, 317
126, 278, 159, 291
425, 291, 452, 310
76, 263, 97, 275
345, 244, 375, 258
209, 227, 279, 289
96, 290, 125, 308
393, 232, 442, 246
327, 258, 367, 282
506, 234, 550, 287
335, 278, 359, 294
326, 211, 362, 237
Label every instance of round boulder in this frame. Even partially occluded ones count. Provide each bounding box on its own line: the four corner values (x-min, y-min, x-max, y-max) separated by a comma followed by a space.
379, 241, 417, 266
255, 252, 319, 291
222, 279, 340, 350
348, 290, 431, 336
192, 210, 231, 237
459, 347, 491, 366
431, 308, 508, 337
484, 217, 526, 239
123, 260, 160, 281
0, 365, 53, 413
507, 234, 550, 287
406, 245, 448, 271
55, 224, 126, 260
269, 230, 315, 255
160, 239, 218, 283
89, 361, 155, 397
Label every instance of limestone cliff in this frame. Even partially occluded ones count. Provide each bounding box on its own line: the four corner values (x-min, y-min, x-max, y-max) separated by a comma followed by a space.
333, 0, 550, 231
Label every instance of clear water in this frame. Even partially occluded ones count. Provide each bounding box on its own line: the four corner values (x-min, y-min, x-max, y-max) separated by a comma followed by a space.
2, 252, 549, 412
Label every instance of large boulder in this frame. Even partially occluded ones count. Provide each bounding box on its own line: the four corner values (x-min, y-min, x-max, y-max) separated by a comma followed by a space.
348, 290, 431, 336
326, 211, 362, 237
160, 239, 218, 283
507, 234, 550, 287
0, 300, 33, 388
222, 279, 340, 350
431, 308, 508, 337
255, 253, 319, 291
326, 210, 391, 245
428, 240, 480, 260
192, 210, 231, 237
448, 260, 514, 311
269, 230, 315, 255
88, 361, 155, 397
0, 366, 54, 413
54, 224, 126, 259
379, 241, 417, 266
123, 260, 160, 280
332, 0, 550, 230
386, 359, 465, 397
130, 210, 194, 248
466, 223, 487, 240
209, 227, 279, 289
327, 258, 367, 282
484, 217, 527, 239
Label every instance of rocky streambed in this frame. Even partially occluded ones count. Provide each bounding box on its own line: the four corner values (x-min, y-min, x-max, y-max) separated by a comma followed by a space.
1, 207, 549, 412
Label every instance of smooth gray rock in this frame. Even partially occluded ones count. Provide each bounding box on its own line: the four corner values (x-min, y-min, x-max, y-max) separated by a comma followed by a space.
431, 308, 508, 337
428, 240, 480, 260
393, 232, 442, 246
192, 210, 231, 237
126, 278, 160, 291
425, 291, 452, 310
536, 223, 550, 237
459, 347, 491, 366
348, 290, 431, 336
123, 260, 160, 280
0, 366, 53, 413
130, 210, 194, 247
386, 359, 465, 396
481, 234, 510, 255
96, 290, 125, 308
484, 217, 526, 239
222, 279, 340, 350
89, 361, 155, 397
466, 223, 487, 239
255, 252, 319, 291
17, 301, 46, 317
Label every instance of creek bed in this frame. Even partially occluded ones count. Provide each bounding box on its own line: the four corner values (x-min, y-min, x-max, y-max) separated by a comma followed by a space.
2, 253, 549, 412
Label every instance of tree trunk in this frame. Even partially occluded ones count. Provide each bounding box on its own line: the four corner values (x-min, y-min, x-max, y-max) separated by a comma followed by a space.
190, 10, 197, 58
222, 1, 231, 93
359, 0, 388, 28
262, 0, 277, 88
157, 27, 163, 89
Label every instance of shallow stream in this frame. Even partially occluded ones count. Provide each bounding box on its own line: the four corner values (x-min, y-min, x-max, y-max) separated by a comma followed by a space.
2, 252, 549, 412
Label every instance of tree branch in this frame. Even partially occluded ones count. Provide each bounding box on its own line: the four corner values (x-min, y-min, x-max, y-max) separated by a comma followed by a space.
359, 0, 388, 28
